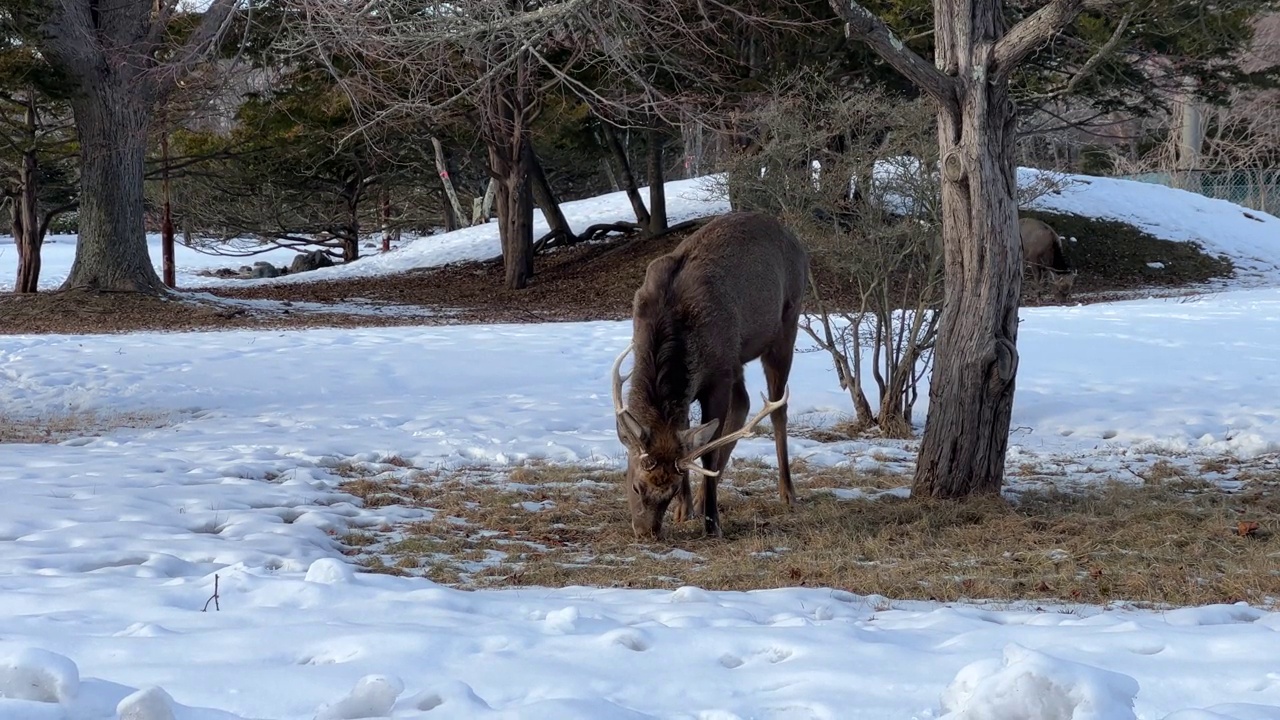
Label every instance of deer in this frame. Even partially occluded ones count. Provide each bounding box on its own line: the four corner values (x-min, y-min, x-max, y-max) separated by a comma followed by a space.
1020, 216, 1077, 301
610, 211, 810, 540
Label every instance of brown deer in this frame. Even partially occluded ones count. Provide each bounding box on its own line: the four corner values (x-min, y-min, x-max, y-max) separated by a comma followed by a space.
1020, 217, 1077, 301
611, 211, 809, 540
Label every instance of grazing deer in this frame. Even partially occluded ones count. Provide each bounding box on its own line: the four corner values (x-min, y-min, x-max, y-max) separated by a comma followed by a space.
611, 211, 809, 539
1020, 217, 1077, 301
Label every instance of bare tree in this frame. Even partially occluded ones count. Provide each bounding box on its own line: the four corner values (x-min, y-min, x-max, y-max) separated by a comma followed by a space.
716, 78, 944, 438
829, 0, 1129, 498
13, 0, 238, 293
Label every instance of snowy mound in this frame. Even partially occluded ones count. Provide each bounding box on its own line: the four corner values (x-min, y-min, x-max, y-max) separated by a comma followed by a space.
939, 644, 1139, 720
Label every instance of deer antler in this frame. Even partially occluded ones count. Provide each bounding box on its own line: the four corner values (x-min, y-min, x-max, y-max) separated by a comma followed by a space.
611, 342, 634, 415
680, 386, 791, 477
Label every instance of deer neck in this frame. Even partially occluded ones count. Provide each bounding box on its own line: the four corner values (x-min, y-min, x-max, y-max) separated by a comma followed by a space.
628, 316, 699, 431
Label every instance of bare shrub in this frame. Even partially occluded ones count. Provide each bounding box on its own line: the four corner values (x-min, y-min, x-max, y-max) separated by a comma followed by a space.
710, 75, 942, 438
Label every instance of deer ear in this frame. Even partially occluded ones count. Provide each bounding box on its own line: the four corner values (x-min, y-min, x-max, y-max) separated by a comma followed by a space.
679, 419, 720, 451
616, 410, 647, 448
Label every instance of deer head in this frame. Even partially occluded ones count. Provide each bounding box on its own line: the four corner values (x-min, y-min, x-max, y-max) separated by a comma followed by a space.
611, 342, 788, 539
1051, 270, 1077, 301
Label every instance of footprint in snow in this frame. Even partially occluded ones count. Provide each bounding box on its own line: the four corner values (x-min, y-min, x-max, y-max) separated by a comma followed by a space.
719, 646, 794, 669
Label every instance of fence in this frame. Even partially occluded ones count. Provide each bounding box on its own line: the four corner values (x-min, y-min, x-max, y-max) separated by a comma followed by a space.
1120, 169, 1280, 215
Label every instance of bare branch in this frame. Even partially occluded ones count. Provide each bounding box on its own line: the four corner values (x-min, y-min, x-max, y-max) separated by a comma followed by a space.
994, 0, 1134, 81
827, 0, 957, 108
151, 0, 241, 100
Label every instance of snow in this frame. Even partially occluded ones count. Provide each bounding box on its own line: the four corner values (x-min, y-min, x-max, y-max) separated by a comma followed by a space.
938, 644, 1140, 720
1, 169, 1280, 718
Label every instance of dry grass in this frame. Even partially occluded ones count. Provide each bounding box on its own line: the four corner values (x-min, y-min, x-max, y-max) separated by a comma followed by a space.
0, 409, 176, 444
337, 459, 1280, 608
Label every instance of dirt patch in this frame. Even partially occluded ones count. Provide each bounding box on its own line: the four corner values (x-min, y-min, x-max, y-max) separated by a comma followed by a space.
0, 408, 177, 444
0, 288, 438, 335
335, 459, 1280, 609
214, 228, 702, 324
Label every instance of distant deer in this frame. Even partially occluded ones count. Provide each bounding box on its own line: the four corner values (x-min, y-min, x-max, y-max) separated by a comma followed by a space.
1020, 217, 1077, 301
611, 211, 809, 539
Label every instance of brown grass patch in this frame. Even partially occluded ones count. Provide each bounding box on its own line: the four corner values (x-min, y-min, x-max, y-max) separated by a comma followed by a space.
0, 409, 176, 444
337, 460, 1280, 608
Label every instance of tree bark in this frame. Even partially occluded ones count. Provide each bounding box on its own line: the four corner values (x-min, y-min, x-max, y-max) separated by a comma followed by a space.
525, 142, 575, 243
646, 126, 668, 235
15, 90, 41, 294
342, 176, 362, 262
62, 85, 164, 293
601, 121, 650, 226
490, 141, 534, 288
831, 0, 1113, 498
160, 130, 176, 289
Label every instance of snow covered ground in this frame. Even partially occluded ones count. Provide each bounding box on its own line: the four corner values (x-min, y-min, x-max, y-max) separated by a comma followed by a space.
2, 171, 1280, 718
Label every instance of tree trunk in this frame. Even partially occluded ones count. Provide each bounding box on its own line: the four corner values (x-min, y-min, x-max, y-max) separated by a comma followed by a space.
14, 90, 42, 294
431, 136, 469, 230
830, 0, 1099, 498
15, 92, 41, 294
483, 47, 536, 290
62, 82, 163, 293
160, 130, 176, 289
472, 179, 497, 225
442, 190, 459, 232
380, 185, 396, 252
489, 142, 534, 289
601, 122, 650, 226
646, 127, 668, 235
525, 143, 575, 243
911, 14, 1022, 498
342, 177, 362, 262
14, 182, 41, 294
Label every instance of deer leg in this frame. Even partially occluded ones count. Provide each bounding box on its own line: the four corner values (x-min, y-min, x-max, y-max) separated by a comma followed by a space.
671, 472, 694, 523
694, 381, 738, 538
763, 317, 799, 507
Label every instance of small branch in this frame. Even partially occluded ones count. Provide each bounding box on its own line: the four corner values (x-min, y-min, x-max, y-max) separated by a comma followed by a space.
828, 0, 957, 108
1059, 9, 1133, 97
202, 574, 220, 612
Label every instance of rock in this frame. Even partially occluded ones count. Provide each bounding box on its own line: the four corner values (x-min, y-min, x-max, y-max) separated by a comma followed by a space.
289, 249, 335, 274
250, 261, 281, 279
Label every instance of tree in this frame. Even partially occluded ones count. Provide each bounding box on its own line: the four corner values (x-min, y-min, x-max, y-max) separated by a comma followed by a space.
10, 0, 237, 293
718, 75, 946, 438
0, 32, 78, 293
169, 61, 440, 262
829, 0, 1128, 499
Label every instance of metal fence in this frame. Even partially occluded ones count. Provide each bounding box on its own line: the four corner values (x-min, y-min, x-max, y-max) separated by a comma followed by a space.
1120, 169, 1280, 216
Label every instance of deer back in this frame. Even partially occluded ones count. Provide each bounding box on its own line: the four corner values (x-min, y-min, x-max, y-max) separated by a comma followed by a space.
627, 212, 808, 428
1019, 217, 1059, 267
